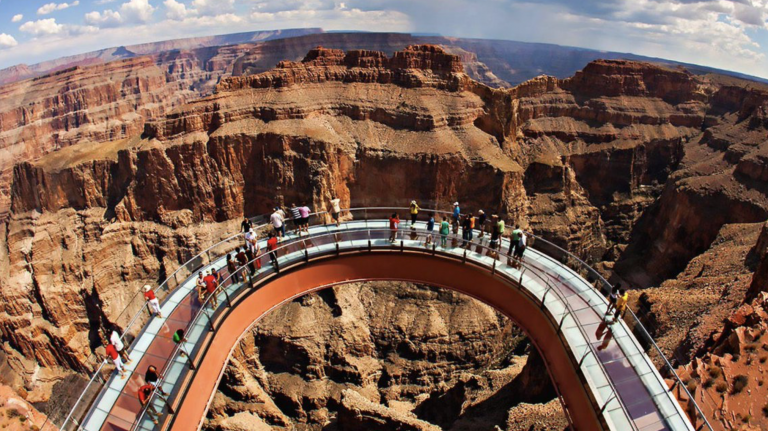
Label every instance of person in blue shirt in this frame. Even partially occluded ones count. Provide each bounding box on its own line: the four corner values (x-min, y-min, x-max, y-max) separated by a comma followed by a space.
452, 202, 460, 224
425, 212, 435, 246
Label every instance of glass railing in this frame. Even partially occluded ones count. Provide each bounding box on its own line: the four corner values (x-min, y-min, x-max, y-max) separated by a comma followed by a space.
58, 210, 333, 430
59, 207, 709, 431
524, 233, 714, 431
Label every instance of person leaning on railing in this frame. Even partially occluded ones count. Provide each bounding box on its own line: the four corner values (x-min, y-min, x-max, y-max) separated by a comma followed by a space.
138, 383, 162, 425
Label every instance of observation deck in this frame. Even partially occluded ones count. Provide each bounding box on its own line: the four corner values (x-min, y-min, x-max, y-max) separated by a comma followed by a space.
59, 208, 708, 431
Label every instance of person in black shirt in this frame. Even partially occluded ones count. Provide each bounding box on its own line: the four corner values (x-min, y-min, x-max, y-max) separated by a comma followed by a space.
145, 365, 169, 396
241, 218, 252, 233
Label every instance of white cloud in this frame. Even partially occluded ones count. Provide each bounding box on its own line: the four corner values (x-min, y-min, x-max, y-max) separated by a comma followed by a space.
11, 14, 24, 23
95, 0, 117, 4
85, 9, 123, 27
191, 0, 234, 16
19, 18, 65, 36
85, 0, 156, 28
37, 1, 80, 15
0, 34, 18, 49
164, 0, 194, 20
120, 0, 156, 23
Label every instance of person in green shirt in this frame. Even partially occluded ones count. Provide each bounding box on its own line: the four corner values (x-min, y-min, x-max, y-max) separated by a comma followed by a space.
497, 219, 506, 250
510, 225, 523, 255
440, 217, 450, 248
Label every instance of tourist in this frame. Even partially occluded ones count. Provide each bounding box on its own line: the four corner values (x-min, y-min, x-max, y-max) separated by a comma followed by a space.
240, 217, 252, 233
490, 215, 500, 250
202, 270, 219, 309
605, 284, 621, 316
461, 214, 472, 247
105, 341, 127, 379
226, 253, 241, 284
514, 232, 527, 262
144, 365, 169, 396
440, 217, 450, 248
172, 329, 190, 358
290, 203, 302, 234
109, 327, 131, 364
330, 195, 341, 227
425, 212, 435, 246
270, 207, 285, 241
452, 202, 461, 224
143, 285, 162, 318
196, 272, 206, 301
389, 213, 400, 242
477, 210, 486, 238
244, 244, 260, 276
267, 232, 279, 269
409, 200, 421, 227
244, 228, 258, 254
138, 383, 162, 424
299, 204, 311, 234
613, 288, 629, 323
497, 218, 506, 250
509, 225, 523, 256
235, 248, 249, 276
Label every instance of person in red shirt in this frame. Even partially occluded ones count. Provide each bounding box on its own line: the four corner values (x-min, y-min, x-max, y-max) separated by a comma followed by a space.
202, 269, 219, 309
389, 213, 400, 243
266, 232, 279, 269
105, 342, 127, 379
143, 285, 162, 318
138, 383, 162, 424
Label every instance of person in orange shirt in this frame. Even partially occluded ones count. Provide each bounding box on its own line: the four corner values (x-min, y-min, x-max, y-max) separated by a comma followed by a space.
389, 213, 400, 243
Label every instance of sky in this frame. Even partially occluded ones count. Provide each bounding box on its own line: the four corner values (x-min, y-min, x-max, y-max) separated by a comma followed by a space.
0, 0, 767, 78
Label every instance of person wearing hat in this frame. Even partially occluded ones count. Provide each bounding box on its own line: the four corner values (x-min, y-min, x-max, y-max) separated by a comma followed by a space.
143, 285, 162, 318
244, 228, 258, 254
409, 200, 421, 227
452, 202, 461, 224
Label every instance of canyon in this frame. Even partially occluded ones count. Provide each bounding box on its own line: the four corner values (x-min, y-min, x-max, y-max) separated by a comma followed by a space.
0, 33, 768, 430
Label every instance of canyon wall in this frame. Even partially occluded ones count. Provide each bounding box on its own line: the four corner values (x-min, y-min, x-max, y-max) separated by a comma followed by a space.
204, 281, 563, 431
2, 42, 768, 430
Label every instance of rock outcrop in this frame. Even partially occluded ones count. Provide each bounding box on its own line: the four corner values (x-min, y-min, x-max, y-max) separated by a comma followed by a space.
205, 282, 556, 431
3, 42, 768, 431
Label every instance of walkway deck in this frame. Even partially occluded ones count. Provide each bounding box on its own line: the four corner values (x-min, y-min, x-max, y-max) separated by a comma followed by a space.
76, 218, 693, 431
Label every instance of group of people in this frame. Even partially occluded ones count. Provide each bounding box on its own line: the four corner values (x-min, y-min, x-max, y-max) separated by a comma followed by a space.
389, 201, 530, 266
120, 197, 631, 417
103, 325, 171, 424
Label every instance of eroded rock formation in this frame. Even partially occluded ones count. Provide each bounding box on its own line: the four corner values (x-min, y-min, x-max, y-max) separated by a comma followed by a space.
203, 282, 560, 431
2, 42, 768, 430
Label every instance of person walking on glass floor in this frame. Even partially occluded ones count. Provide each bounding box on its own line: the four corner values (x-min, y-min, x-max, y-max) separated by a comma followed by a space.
440, 216, 450, 248
330, 195, 341, 227
425, 212, 435, 246
389, 213, 400, 243
409, 200, 420, 227
143, 285, 162, 318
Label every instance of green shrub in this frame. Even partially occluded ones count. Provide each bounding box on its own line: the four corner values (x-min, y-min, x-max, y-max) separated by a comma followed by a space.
716, 382, 728, 393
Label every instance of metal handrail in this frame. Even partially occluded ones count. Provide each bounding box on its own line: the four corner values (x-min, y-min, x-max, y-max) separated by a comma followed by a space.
524, 234, 714, 431
131, 224, 667, 431
59, 208, 333, 430
62, 207, 706, 431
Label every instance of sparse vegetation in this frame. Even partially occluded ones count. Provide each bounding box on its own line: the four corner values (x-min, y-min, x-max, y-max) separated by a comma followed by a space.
762, 402, 768, 417
716, 382, 728, 393
703, 379, 714, 388
709, 366, 723, 378
732, 375, 749, 394
745, 343, 760, 352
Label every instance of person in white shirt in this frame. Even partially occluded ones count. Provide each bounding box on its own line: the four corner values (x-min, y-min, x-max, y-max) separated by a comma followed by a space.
330, 196, 341, 227
110, 328, 131, 364
244, 229, 257, 254
270, 207, 285, 240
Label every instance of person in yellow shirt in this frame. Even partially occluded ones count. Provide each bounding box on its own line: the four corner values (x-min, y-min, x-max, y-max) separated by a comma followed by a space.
409, 200, 421, 227
613, 288, 629, 323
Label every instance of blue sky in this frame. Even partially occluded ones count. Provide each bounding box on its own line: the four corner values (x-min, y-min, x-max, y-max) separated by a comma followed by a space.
0, 0, 767, 78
